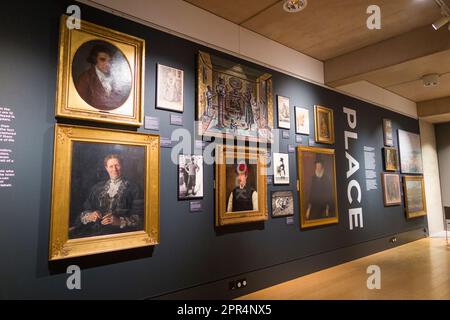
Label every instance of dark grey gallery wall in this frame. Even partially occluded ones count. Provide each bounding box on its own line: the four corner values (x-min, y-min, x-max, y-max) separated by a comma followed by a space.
436, 123, 450, 208
0, 1, 427, 299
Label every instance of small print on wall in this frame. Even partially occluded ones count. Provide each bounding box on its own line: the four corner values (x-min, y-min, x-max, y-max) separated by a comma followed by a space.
314, 105, 334, 144
178, 155, 203, 199
403, 176, 427, 219
273, 153, 290, 185
277, 95, 291, 129
383, 147, 399, 171
156, 64, 184, 112
381, 173, 402, 206
383, 119, 394, 147
271, 191, 294, 217
398, 130, 423, 174
295, 107, 310, 135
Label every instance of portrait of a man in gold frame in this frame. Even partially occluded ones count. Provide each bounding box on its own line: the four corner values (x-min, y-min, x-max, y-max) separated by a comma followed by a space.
314, 105, 335, 145
49, 124, 159, 260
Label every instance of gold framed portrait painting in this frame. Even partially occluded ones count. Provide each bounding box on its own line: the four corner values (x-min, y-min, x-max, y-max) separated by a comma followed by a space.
403, 176, 427, 219
215, 145, 268, 226
55, 15, 145, 126
314, 105, 334, 144
49, 124, 159, 260
297, 146, 338, 228
381, 173, 402, 206
383, 147, 399, 171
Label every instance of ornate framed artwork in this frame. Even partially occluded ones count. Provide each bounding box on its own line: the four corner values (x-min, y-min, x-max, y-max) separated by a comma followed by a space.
156, 64, 184, 112
383, 147, 399, 171
55, 15, 145, 126
297, 146, 338, 228
295, 107, 310, 135
381, 173, 402, 206
277, 95, 291, 129
49, 124, 159, 260
383, 119, 394, 147
403, 175, 427, 219
273, 153, 290, 185
215, 145, 268, 226
197, 51, 274, 143
398, 130, 423, 174
178, 154, 203, 200
271, 191, 294, 218
314, 105, 334, 144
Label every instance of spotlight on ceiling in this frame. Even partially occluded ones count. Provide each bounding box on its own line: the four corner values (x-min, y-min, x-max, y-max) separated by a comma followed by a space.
283, 0, 308, 13
432, 16, 449, 30
432, 0, 450, 30
422, 74, 440, 88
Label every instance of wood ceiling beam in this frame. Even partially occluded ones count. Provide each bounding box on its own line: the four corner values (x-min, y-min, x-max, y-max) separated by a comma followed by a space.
418, 96, 450, 123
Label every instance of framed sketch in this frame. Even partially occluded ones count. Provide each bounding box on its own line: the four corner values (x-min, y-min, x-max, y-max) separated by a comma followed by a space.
273, 153, 290, 185
55, 16, 145, 126
178, 154, 203, 200
295, 107, 310, 135
215, 145, 268, 226
277, 96, 291, 129
383, 147, 399, 171
403, 176, 427, 219
197, 51, 274, 143
49, 124, 159, 260
314, 105, 334, 144
398, 130, 423, 174
156, 64, 184, 112
381, 173, 402, 206
383, 119, 394, 146
297, 146, 338, 228
271, 191, 294, 217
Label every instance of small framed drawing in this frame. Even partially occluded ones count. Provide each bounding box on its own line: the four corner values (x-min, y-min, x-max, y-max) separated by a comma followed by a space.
273, 153, 290, 185
215, 145, 268, 226
383, 119, 394, 147
271, 191, 294, 218
156, 64, 184, 112
403, 176, 427, 219
178, 154, 203, 200
55, 16, 145, 126
314, 105, 334, 144
277, 95, 291, 129
383, 147, 399, 171
295, 107, 310, 135
49, 124, 160, 260
381, 173, 402, 206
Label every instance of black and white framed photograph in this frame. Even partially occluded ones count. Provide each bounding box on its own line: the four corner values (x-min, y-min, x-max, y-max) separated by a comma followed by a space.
277, 95, 291, 129
271, 191, 294, 217
273, 153, 290, 185
178, 154, 203, 199
157, 64, 184, 112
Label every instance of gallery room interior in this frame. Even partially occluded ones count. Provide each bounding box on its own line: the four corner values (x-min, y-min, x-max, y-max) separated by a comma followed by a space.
1, 0, 450, 302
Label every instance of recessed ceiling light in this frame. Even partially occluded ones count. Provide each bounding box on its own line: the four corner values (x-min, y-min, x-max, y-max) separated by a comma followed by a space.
283, 0, 308, 13
422, 74, 440, 87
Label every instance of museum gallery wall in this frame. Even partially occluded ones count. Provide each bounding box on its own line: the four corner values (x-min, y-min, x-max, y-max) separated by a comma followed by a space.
0, 1, 427, 299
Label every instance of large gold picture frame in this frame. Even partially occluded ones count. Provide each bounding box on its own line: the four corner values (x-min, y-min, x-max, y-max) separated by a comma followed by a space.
403, 175, 427, 219
314, 105, 335, 145
215, 145, 268, 226
49, 124, 159, 260
55, 15, 145, 126
297, 146, 339, 228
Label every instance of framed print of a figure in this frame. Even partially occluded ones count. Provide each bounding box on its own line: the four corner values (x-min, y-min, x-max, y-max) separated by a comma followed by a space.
156, 64, 184, 112
297, 146, 338, 228
273, 153, 290, 185
178, 155, 203, 200
295, 107, 310, 135
215, 145, 268, 226
398, 130, 423, 174
314, 105, 334, 144
383, 119, 394, 147
55, 16, 145, 126
403, 176, 427, 219
277, 95, 291, 129
381, 173, 402, 206
49, 124, 159, 260
272, 191, 294, 218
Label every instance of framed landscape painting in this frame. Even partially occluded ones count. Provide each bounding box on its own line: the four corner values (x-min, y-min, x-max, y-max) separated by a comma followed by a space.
398, 130, 423, 174
403, 176, 427, 219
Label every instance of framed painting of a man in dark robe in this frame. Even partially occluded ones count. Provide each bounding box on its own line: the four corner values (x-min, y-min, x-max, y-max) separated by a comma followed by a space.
215, 145, 268, 226
297, 146, 338, 228
55, 15, 145, 126
49, 124, 159, 260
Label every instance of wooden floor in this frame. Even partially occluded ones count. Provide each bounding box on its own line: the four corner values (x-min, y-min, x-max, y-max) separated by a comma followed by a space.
238, 238, 450, 300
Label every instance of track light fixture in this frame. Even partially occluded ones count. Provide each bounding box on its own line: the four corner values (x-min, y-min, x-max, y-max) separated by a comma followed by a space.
432, 0, 450, 30
432, 15, 449, 30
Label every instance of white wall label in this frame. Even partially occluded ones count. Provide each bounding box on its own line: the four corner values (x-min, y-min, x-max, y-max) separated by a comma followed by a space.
0, 106, 16, 188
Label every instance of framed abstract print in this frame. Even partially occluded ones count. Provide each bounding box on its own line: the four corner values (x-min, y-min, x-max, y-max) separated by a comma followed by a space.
297, 146, 338, 228
178, 154, 203, 200
314, 105, 334, 145
403, 176, 427, 219
295, 107, 310, 135
55, 15, 145, 126
197, 51, 274, 143
383, 147, 399, 171
398, 130, 423, 174
271, 191, 294, 218
277, 95, 291, 129
383, 119, 394, 147
156, 64, 184, 112
273, 153, 290, 185
381, 173, 402, 206
215, 145, 268, 226
49, 124, 159, 260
